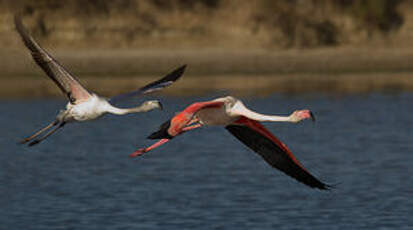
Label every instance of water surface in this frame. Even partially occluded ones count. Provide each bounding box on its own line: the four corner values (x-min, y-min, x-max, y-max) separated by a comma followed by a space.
0, 94, 412, 229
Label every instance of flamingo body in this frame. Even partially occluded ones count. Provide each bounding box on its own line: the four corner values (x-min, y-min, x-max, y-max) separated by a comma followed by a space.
195, 106, 236, 126
61, 95, 100, 122
133, 96, 329, 190
61, 94, 112, 122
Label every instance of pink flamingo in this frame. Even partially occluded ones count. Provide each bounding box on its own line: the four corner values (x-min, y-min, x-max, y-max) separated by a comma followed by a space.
130, 96, 329, 190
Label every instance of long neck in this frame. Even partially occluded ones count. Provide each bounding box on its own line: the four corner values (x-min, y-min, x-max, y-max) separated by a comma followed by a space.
243, 110, 291, 122
105, 104, 152, 115
230, 101, 292, 122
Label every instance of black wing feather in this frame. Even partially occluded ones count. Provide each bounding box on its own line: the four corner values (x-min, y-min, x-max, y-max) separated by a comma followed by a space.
226, 125, 329, 190
110, 65, 186, 102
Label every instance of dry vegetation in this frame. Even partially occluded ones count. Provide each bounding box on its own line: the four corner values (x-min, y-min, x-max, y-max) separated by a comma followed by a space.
1, 0, 413, 97
1, 0, 409, 48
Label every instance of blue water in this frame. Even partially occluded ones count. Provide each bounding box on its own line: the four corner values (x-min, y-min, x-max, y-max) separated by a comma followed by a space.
0, 94, 412, 229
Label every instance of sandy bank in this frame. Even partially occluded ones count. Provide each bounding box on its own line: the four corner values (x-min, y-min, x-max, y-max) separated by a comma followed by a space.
1, 48, 413, 98
1, 73, 413, 99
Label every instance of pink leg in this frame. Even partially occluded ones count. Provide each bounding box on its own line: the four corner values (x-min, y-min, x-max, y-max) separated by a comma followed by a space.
182, 123, 202, 132
187, 118, 199, 125
130, 124, 203, 158
129, 138, 170, 158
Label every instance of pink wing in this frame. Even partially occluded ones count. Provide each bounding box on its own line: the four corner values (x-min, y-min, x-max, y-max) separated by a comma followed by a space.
148, 100, 225, 139
226, 116, 329, 190
182, 101, 225, 114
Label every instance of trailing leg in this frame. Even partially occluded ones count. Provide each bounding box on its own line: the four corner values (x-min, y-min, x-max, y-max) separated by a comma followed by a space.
28, 122, 66, 146
19, 120, 58, 144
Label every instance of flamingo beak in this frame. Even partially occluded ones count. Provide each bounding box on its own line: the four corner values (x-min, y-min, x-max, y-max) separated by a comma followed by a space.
310, 111, 316, 122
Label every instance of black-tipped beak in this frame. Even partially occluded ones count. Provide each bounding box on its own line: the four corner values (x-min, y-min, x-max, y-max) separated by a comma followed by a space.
310, 111, 316, 122
158, 101, 163, 110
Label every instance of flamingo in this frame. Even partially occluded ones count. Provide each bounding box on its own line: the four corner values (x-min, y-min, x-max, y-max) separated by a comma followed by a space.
130, 96, 330, 190
15, 16, 186, 146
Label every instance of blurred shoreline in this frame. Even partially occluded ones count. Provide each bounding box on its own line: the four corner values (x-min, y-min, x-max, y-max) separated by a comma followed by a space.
2, 1, 413, 98
2, 47, 413, 98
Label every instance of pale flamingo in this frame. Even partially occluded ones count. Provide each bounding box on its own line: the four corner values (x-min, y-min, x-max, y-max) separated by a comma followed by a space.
130, 96, 329, 190
15, 16, 186, 146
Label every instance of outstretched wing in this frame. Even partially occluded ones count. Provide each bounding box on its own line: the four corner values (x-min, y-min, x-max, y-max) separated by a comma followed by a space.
226, 117, 329, 190
148, 100, 225, 139
14, 16, 91, 104
109, 65, 186, 103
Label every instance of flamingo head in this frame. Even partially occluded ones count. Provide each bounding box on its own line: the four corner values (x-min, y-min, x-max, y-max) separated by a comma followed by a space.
289, 109, 315, 123
143, 100, 163, 111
